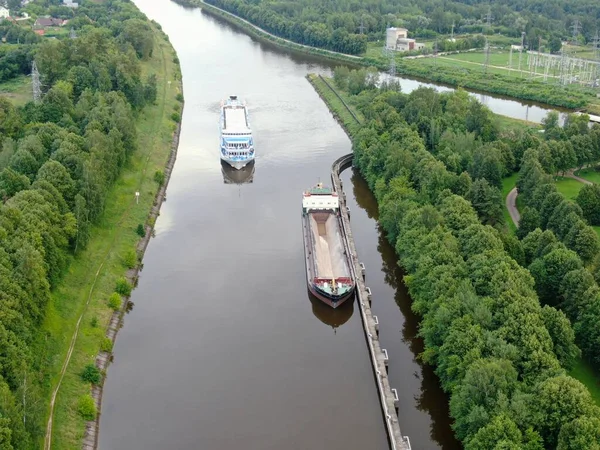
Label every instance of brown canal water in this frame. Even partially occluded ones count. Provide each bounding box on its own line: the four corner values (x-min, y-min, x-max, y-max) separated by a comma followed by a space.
98, 1, 561, 449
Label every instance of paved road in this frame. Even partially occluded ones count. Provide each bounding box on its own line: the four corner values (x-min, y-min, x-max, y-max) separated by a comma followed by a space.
506, 187, 520, 228
505, 167, 595, 229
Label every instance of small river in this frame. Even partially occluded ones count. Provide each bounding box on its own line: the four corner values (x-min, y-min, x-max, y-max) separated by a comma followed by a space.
98, 1, 560, 449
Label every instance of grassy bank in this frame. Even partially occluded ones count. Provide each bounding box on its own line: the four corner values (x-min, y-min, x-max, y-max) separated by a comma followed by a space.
193, 0, 598, 112
306, 74, 362, 136
0, 75, 33, 106
38, 23, 182, 449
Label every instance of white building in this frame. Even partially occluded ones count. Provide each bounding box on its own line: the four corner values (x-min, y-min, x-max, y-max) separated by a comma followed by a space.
63, 0, 78, 8
386, 27, 425, 52
386, 27, 408, 49
0, 7, 10, 19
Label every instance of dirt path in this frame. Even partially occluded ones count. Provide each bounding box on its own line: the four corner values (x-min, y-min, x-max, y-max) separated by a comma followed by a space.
506, 187, 520, 228
564, 168, 593, 185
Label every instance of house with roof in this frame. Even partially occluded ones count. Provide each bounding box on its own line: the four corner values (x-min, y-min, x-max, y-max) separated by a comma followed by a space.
34, 17, 67, 29
0, 7, 10, 19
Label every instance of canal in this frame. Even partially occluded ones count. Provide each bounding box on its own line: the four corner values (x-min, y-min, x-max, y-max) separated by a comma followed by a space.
98, 1, 558, 449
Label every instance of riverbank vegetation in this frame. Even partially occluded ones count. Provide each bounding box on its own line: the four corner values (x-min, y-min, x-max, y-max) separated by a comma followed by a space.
0, 0, 181, 447
204, 0, 600, 46
198, 0, 599, 111
310, 68, 600, 448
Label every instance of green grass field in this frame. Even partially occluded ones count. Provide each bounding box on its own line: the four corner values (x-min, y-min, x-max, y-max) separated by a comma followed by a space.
575, 167, 600, 184
39, 25, 182, 449
554, 176, 585, 199
429, 50, 565, 81
0, 75, 32, 106
570, 358, 600, 406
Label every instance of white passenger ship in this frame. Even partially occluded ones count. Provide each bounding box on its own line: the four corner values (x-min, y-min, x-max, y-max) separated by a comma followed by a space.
219, 95, 255, 170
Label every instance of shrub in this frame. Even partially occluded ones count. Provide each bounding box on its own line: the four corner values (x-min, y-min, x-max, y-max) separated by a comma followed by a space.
123, 248, 138, 269
100, 337, 113, 353
78, 395, 97, 421
80, 364, 101, 385
90, 316, 98, 328
136, 223, 146, 237
115, 278, 132, 296
171, 112, 181, 123
154, 170, 165, 186
176, 93, 183, 102
108, 293, 121, 311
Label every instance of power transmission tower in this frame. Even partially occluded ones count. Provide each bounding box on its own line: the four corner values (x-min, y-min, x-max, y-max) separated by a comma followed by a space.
450, 21, 455, 40
357, 17, 365, 35
485, 7, 493, 31
484, 37, 490, 73
518, 31, 525, 77
593, 32, 600, 86
389, 51, 396, 78
434, 38, 439, 68
559, 45, 569, 85
31, 60, 41, 104
571, 19, 581, 44
70, 27, 76, 39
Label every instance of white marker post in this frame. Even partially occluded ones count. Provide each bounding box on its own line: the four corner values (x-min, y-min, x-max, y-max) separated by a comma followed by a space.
135, 191, 140, 204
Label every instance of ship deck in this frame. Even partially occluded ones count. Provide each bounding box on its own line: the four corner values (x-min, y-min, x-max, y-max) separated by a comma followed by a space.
304, 211, 351, 281
223, 107, 250, 133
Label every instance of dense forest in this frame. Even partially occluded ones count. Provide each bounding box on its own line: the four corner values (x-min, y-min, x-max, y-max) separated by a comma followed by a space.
0, 0, 159, 446
327, 68, 600, 448
205, 0, 600, 55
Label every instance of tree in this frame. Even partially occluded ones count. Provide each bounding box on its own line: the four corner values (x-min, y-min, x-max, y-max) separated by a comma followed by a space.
542, 112, 562, 140
468, 179, 503, 226
35, 160, 75, 205
564, 219, 600, 263
557, 416, 600, 449
450, 358, 519, 441
0, 168, 30, 200
531, 375, 599, 447
517, 207, 541, 240
540, 305, 581, 370
548, 35, 562, 54
576, 184, 600, 225
119, 19, 154, 59
528, 247, 582, 304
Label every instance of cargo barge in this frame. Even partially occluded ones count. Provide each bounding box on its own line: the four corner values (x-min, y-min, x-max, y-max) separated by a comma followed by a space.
301, 182, 355, 308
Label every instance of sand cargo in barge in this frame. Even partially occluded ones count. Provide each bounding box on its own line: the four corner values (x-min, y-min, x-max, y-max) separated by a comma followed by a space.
301, 182, 356, 308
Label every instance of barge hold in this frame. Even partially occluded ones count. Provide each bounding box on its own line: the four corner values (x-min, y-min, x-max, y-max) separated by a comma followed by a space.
302, 182, 356, 308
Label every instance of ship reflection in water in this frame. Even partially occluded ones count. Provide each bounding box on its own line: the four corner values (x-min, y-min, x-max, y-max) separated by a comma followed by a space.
221, 159, 255, 185
308, 290, 355, 333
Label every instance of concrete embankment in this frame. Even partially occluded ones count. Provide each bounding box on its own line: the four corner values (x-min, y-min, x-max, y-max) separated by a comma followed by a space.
331, 154, 412, 450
